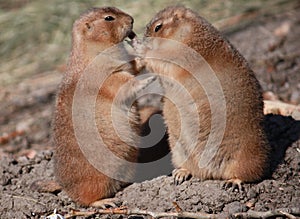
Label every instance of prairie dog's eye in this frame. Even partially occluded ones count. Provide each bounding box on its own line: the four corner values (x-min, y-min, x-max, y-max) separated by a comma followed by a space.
154, 23, 162, 32
85, 22, 92, 30
104, 16, 115, 21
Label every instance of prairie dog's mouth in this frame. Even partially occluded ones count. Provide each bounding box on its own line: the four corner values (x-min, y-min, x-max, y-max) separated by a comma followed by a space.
125, 30, 137, 47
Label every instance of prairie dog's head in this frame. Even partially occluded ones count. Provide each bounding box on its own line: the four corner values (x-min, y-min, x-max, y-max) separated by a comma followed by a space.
145, 6, 195, 43
73, 7, 135, 49
144, 6, 224, 59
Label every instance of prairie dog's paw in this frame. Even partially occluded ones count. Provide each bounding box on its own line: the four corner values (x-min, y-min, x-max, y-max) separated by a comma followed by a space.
115, 76, 158, 105
222, 178, 244, 192
172, 168, 192, 185
132, 38, 151, 57
133, 57, 147, 72
134, 75, 158, 94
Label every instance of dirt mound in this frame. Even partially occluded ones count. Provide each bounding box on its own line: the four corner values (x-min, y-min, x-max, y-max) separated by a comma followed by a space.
1, 114, 299, 218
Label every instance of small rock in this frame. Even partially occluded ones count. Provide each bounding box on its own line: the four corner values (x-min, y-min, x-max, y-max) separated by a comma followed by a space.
223, 201, 247, 214
16, 118, 34, 132
290, 90, 299, 105
274, 21, 291, 37
247, 188, 258, 199
292, 107, 300, 120
263, 91, 278, 101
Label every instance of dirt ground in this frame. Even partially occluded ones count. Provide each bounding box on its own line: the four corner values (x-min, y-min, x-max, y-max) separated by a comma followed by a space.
1, 5, 300, 219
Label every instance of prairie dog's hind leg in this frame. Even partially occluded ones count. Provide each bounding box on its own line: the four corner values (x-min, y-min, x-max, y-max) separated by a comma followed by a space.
172, 168, 192, 185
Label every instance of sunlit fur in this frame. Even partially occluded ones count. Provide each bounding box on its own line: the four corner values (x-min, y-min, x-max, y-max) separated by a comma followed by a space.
53, 7, 142, 206
143, 6, 270, 182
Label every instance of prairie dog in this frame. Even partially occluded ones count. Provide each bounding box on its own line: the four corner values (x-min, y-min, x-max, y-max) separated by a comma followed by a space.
135, 6, 270, 187
53, 7, 155, 207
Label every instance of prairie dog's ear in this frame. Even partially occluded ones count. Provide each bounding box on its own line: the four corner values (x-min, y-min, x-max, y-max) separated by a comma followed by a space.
173, 8, 187, 20
184, 9, 196, 19
173, 13, 179, 21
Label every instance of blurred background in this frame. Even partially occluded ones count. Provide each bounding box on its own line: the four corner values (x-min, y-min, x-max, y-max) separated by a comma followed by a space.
0, 0, 298, 86
0, 0, 299, 157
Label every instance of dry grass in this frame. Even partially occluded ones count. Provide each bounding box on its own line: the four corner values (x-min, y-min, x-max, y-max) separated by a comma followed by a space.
0, 0, 297, 87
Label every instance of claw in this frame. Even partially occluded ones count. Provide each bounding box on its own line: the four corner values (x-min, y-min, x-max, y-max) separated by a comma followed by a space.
90, 198, 120, 208
222, 179, 244, 192
172, 168, 192, 185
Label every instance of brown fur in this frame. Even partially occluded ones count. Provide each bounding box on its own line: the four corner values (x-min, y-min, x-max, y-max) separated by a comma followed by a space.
140, 6, 270, 183
53, 7, 146, 206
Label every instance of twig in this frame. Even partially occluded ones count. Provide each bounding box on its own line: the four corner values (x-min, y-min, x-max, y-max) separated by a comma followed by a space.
172, 201, 183, 212
279, 210, 297, 219
0, 130, 25, 144
233, 208, 300, 219
64, 207, 216, 219
64, 207, 300, 219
